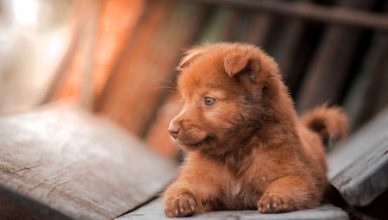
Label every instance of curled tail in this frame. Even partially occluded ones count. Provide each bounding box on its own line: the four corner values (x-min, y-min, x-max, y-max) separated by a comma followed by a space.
301, 106, 348, 146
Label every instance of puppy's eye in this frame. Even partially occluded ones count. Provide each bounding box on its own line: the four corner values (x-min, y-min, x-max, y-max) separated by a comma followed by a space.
204, 97, 216, 106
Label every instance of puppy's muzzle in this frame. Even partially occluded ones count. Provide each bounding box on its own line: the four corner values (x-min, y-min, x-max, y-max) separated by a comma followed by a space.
168, 123, 180, 139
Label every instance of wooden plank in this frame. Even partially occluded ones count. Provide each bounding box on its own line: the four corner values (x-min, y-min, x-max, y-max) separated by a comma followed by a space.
0, 186, 71, 220
243, 13, 272, 46
0, 104, 176, 219
297, 26, 360, 111
185, 0, 388, 31
328, 108, 388, 206
217, 8, 259, 42
91, 0, 145, 103
349, 34, 388, 130
266, 16, 305, 75
297, 0, 375, 112
263, 0, 311, 95
278, 22, 319, 98
48, 0, 102, 107
97, 1, 208, 137
218, 9, 242, 41
116, 198, 348, 220
40, 1, 84, 105
45, 1, 144, 107
343, 33, 388, 130
197, 7, 231, 43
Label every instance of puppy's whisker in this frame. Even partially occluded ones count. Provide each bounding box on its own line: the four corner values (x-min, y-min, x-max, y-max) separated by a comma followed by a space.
154, 85, 178, 92
151, 78, 177, 91
151, 78, 175, 83
154, 86, 177, 91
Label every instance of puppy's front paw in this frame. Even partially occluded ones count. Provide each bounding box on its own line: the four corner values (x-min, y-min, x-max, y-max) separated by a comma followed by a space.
258, 193, 296, 213
164, 192, 198, 217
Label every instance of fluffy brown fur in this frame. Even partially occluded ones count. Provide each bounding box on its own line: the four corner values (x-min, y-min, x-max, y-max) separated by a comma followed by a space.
163, 43, 348, 217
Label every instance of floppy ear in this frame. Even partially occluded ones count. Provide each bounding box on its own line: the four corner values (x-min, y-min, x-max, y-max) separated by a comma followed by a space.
224, 52, 251, 77
177, 46, 208, 71
224, 52, 259, 84
224, 51, 264, 99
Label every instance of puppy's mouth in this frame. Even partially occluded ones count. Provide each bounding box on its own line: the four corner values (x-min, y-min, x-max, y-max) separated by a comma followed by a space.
177, 136, 211, 149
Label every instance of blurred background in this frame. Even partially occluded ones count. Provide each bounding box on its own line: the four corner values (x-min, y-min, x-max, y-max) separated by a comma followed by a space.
1, 0, 388, 159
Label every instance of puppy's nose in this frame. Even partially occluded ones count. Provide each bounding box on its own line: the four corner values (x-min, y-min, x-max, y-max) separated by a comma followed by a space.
168, 123, 180, 139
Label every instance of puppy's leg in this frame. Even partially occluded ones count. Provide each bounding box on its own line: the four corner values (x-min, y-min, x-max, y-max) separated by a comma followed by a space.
257, 175, 320, 213
163, 168, 221, 217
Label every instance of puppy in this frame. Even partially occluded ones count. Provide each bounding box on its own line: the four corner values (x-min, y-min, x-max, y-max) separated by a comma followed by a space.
163, 43, 347, 217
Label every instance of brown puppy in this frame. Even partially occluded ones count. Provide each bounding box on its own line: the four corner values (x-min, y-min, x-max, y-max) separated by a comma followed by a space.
163, 43, 347, 217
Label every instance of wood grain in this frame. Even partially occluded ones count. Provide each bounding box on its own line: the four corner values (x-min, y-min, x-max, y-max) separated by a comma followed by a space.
328, 108, 388, 206
0, 104, 176, 219
116, 198, 348, 220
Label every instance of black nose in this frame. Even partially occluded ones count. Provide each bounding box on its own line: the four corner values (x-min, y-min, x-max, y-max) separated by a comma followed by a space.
168, 123, 180, 139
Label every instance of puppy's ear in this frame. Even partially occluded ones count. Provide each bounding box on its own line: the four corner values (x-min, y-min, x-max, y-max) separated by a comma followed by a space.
224, 52, 259, 84
224, 52, 263, 99
177, 46, 208, 71
224, 52, 250, 77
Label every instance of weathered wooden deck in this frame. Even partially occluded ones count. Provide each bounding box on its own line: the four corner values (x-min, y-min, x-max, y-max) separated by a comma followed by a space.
117, 199, 348, 220
0, 105, 176, 219
0, 105, 387, 219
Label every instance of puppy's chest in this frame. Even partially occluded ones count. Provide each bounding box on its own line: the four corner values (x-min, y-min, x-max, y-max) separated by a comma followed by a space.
221, 168, 269, 207
218, 150, 275, 207
219, 177, 259, 209
228, 181, 243, 197
225, 172, 267, 196
225, 154, 271, 197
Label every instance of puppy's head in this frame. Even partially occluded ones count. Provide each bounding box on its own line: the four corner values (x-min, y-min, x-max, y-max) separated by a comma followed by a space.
168, 43, 281, 157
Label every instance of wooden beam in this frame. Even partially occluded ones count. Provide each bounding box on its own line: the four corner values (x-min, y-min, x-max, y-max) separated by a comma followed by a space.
91, 0, 145, 104
297, 0, 375, 112
344, 33, 388, 130
328, 108, 388, 207
97, 1, 209, 137
265, 0, 312, 95
0, 105, 176, 219
243, 13, 272, 46
185, 0, 388, 32
43, 0, 103, 107
354, 34, 388, 129
0, 186, 71, 220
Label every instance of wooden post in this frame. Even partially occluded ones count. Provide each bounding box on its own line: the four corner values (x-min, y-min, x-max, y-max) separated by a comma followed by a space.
97, 1, 209, 137
297, 0, 376, 112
